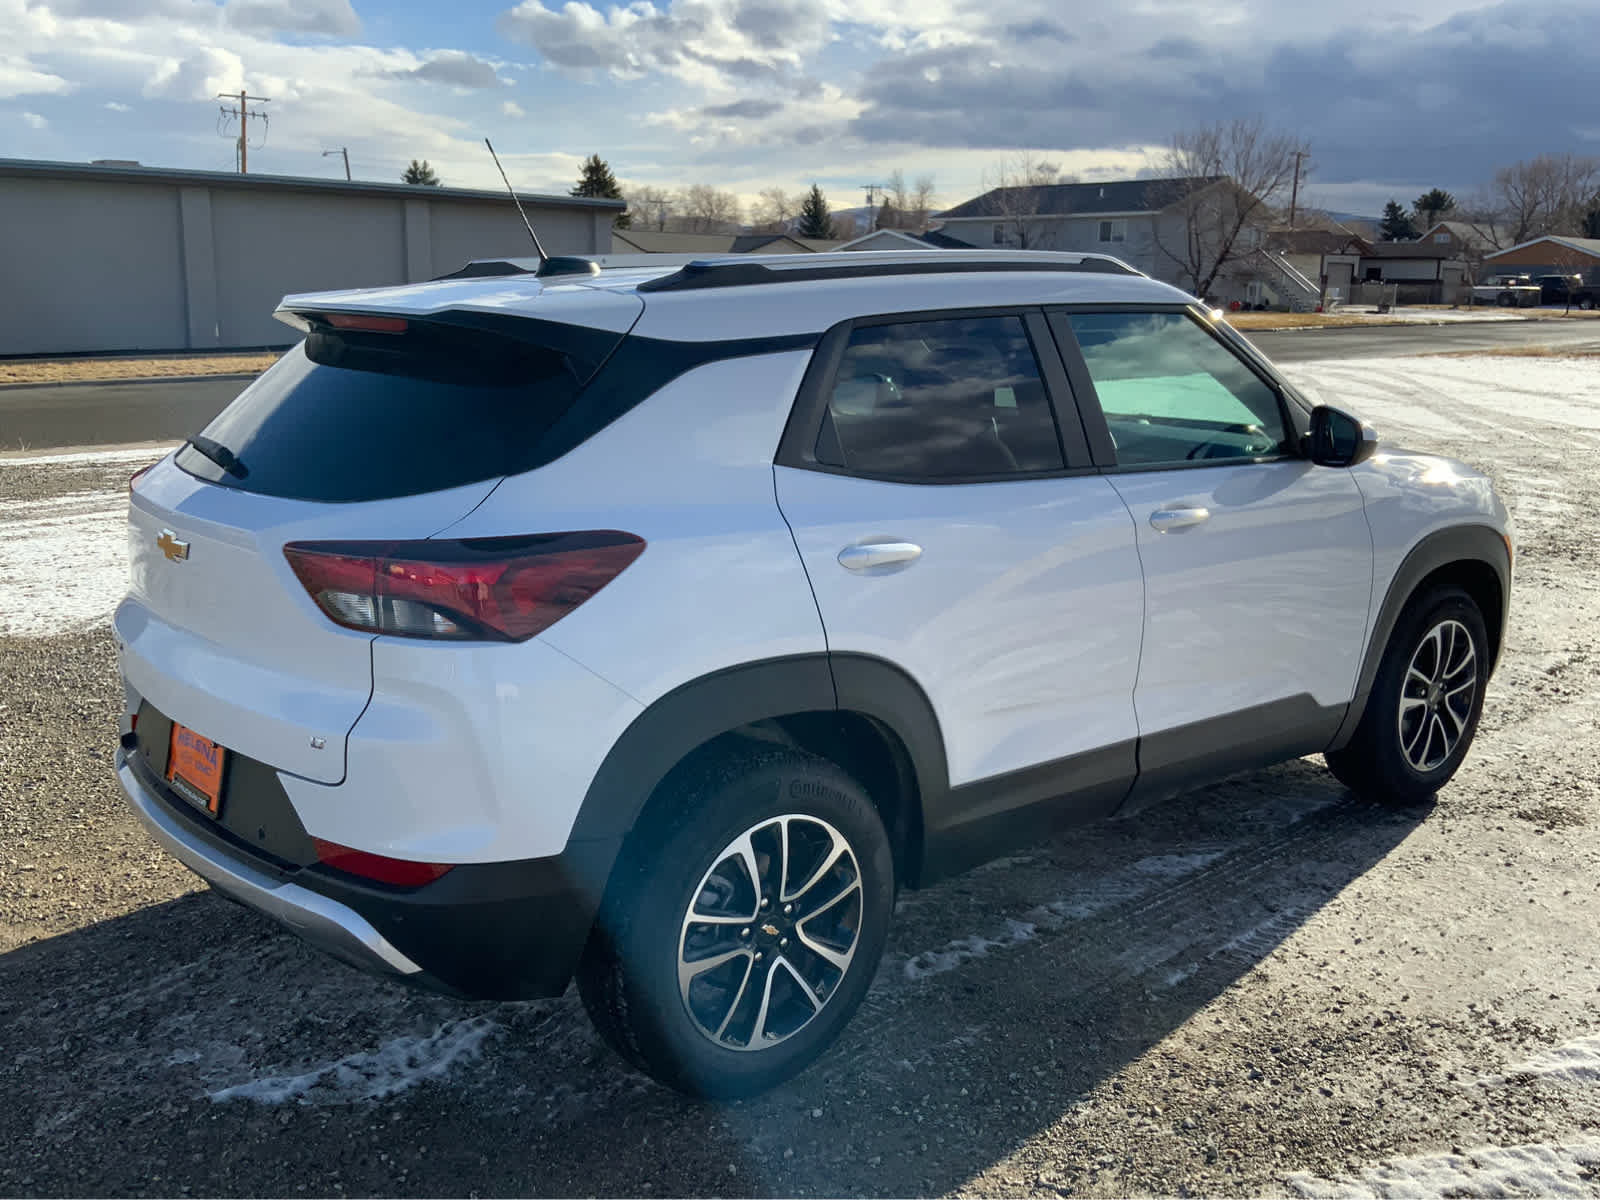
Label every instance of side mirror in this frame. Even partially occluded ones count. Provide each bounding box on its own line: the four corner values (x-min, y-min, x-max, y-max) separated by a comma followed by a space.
1308, 404, 1378, 467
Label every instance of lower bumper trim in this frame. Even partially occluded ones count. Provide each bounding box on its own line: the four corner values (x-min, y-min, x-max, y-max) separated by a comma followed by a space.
117, 752, 422, 977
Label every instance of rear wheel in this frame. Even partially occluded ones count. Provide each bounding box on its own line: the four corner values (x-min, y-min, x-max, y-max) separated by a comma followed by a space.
578, 747, 894, 1099
1326, 586, 1489, 805
1580, 296, 1596, 311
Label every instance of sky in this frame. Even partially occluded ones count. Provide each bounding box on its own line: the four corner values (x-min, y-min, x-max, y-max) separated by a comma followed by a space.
3, 0, 1599, 221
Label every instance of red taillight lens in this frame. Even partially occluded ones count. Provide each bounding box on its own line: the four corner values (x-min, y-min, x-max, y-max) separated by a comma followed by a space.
312, 838, 454, 887
283, 533, 645, 642
129, 462, 156, 495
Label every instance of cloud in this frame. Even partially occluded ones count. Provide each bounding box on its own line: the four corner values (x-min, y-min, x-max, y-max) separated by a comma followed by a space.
701, 97, 783, 118
104, 100, 131, 111
391, 49, 505, 88
501, 99, 525, 117
0, 55, 73, 99
143, 46, 244, 100
497, 0, 829, 84
224, 0, 360, 37
22, 110, 47, 128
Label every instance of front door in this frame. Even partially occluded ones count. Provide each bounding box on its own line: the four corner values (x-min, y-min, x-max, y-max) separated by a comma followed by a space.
1052, 308, 1373, 791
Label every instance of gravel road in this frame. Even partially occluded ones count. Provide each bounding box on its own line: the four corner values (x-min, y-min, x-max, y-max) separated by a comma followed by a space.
2, 353, 1600, 1198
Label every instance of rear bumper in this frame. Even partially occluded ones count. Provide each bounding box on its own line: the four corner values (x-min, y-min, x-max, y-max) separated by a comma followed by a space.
117, 747, 618, 999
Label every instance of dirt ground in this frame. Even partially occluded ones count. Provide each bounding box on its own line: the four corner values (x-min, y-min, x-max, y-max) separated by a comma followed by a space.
2, 353, 1600, 1197
0, 353, 278, 386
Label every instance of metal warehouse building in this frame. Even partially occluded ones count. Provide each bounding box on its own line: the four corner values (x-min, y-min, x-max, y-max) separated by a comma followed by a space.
0, 158, 623, 356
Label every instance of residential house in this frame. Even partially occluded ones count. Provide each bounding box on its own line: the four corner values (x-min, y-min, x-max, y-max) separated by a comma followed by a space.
1482, 235, 1600, 283
936, 175, 1267, 302
610, 229, 845, 255
834, 228, 977, 251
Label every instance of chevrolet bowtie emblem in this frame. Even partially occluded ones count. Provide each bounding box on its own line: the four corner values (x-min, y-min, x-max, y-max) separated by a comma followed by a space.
761, 923, 781, 937
156, 529, 190, 562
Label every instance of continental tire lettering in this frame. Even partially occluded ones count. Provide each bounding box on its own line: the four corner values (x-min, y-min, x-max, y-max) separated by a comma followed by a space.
789, 779, 843, 804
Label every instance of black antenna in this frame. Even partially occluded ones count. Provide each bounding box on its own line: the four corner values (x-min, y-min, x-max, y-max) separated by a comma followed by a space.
485, 137, 547, 262
483, 138, 600, 279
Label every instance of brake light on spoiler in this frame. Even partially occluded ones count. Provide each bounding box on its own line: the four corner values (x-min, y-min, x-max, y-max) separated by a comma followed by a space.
283, 533, 645, 642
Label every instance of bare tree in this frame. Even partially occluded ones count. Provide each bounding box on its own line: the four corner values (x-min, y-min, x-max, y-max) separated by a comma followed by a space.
980, 151, 1063, 248
673, 184, 743, 233
910, 175, 937, 232
751, 186, 800, 233
1150, 117, 1301, 300
624, 185, 675, 232
1481, 154, 1600, 245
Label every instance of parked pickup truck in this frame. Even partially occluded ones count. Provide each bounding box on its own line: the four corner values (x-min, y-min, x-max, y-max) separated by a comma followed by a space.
1470, 275, 1543, 307
1536, 274, 1600, 310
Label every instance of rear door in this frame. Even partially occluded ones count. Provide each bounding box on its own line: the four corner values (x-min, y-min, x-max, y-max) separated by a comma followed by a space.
774, 309, 1145, 857
1050, 307, 1373, 788
119, 311, 626, 783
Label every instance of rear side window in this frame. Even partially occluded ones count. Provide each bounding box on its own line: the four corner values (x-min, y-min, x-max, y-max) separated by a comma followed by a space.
176, 318, 605, 504
821, 315, 1063, 480
1065, 311, 1289, 467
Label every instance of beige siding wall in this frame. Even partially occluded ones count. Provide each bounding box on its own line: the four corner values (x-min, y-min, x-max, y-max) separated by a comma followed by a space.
0, 170, 615, 355
1, 177, 189, 355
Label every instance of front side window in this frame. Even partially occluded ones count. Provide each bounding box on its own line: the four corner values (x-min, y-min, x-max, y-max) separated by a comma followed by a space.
822, 315, 1064, 479
1065, 310, 1289, 468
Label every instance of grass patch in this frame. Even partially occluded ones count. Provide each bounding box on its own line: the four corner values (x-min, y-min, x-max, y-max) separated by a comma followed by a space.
0, 353, 279, 386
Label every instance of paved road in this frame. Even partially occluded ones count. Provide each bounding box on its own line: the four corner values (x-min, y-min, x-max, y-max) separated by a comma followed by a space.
4, 319, 1599, 451
0, 376, 249, 453
1249, 317, 1600, 362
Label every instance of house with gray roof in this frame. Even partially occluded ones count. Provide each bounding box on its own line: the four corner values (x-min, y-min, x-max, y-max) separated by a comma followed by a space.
935, 175, 1250, 299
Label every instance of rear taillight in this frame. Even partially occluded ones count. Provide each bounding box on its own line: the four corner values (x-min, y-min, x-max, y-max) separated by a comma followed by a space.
282, 532, 645, 642
129, 463, 156, 495
312, 838, 454, 887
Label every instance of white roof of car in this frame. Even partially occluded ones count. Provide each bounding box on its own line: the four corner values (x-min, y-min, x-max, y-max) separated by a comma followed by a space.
277, 250, 1201, 340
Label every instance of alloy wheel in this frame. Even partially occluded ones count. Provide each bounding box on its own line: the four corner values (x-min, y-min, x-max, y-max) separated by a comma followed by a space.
677, 815, 863, 1051
1397, 618, 1478, 772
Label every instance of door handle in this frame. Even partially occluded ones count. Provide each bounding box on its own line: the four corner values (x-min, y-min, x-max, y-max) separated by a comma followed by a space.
837, 542, 923, 570
1149, 507, 1211, 532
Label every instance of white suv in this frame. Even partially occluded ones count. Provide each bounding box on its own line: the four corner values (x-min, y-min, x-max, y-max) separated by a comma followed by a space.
116, 250, 1512, 1098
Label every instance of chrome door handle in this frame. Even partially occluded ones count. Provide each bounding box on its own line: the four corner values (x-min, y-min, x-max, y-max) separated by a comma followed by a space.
1149, 507, 1211, 532
837, 542, 923, 570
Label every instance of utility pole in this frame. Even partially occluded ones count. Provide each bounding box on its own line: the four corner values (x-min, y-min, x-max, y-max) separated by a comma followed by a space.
860, 182, 888, 230
217, 90, 271, 173
1289, 148, 1310, 228
323, 147, 350, 180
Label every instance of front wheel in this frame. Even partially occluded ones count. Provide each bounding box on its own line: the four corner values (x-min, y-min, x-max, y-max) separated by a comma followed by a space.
578, 747, 895, 1099
1326, 586, 1490, 806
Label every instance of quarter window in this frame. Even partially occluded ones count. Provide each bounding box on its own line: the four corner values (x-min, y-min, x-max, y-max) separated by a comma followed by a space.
821, 315, 1064, 479
1065, 310, 1289, 467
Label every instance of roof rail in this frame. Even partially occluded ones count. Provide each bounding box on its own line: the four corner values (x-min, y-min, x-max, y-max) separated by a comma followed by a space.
635, 250, 1139, 293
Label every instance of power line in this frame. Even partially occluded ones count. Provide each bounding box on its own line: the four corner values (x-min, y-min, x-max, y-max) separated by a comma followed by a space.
217, 89, 271, 174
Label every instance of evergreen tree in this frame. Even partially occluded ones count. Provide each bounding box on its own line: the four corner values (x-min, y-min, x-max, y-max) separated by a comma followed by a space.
402, 159, 441, 186
798, 184, 836, 239
1585, 207, 1600, 240
1379, 199, 1417, 241
572, 154, 630, 228
1413, 188, 1456, 230
876, 198, 894, 230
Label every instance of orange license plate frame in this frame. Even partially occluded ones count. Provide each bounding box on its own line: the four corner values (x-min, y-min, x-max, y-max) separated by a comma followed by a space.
167, 723, 226, 816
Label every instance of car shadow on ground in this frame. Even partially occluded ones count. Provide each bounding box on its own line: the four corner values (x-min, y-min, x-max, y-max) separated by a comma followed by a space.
0, 759, 1427, 1197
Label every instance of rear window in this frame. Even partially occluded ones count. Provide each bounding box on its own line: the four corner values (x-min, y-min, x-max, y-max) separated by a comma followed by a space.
176, 318, 605, 503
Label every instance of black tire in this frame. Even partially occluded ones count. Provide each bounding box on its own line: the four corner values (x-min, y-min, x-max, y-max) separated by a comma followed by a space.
577, 745, 895, 1099
1496, 291, 1515, 307
1580, 296, 1596, 311
1325, 585, 1489, 806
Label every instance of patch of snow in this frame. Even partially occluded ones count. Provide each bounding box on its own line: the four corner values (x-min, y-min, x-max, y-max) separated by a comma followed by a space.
901, 919, 1038, 980
208, 1016, 498, 1105
0, 445, 173, 467
1285, 1139, 1600, 1198
1484, 1033, 1600, 1087
0, 500, 129, 637
1039, 851, 1227, 921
